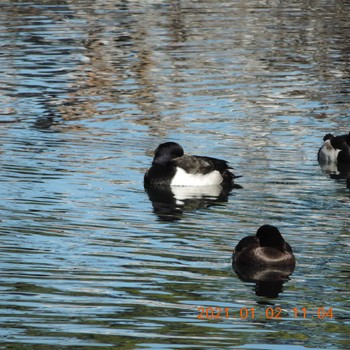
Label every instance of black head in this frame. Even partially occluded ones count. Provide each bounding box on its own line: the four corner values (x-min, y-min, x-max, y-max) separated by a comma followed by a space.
256, 225, 285, 250
323, 133, 334, 142
347, 132, 350, 146
152, 142, 184, 166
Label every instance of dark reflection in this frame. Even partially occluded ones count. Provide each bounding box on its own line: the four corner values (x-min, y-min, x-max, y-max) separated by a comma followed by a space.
146, 184, 241, 221
233, 263, 295, 298
33, 114, 57, 130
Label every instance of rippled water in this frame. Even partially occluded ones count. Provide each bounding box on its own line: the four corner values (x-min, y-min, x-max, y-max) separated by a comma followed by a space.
0, 0, 349, 349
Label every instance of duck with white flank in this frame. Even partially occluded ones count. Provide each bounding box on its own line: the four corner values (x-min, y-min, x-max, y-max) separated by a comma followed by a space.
144, 142, 240, 187
318, 132, 350, 164
232, 225, 295, 267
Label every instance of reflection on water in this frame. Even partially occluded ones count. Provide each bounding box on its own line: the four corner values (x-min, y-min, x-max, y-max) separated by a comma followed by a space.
146, 184, 241, 221
0, 0, 350, 349
233, 264, 295, 298
319, 161, 350, 180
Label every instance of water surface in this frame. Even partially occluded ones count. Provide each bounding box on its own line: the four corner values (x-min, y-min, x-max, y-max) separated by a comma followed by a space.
0, 0, 349, 349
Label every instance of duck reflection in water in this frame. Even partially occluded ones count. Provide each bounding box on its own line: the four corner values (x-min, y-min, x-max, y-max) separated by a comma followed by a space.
144, 142, 242, 220
318, 132, 350, 180
145, 183, 240, 221
232, 225, 295, 298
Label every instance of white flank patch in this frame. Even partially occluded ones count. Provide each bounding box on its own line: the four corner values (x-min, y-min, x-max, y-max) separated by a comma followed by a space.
318, 140, 340, 163
170, 167, 223, 186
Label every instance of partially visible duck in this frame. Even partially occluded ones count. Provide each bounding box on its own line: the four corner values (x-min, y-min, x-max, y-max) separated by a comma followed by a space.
318, 132, 350, 164
144, 142, 240, 187
232, 225, 295, 267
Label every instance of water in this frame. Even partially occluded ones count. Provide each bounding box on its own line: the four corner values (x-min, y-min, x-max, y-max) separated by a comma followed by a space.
0, 0, 349, 349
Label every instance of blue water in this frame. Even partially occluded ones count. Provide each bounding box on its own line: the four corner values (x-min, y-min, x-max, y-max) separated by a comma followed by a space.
0, 0, 349, 349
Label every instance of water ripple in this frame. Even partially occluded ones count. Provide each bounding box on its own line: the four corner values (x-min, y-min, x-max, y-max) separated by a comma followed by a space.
0, 0, 349, 348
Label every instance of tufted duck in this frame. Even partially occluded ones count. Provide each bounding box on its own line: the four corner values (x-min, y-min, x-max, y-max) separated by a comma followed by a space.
232, 225, 295, 267
318, 132, 350, 164
144, 142, 240, 187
